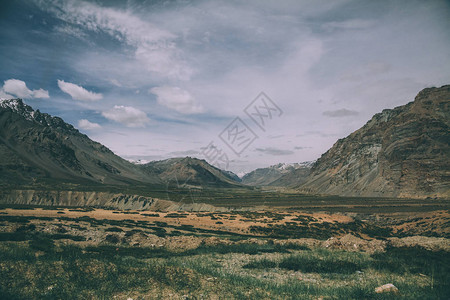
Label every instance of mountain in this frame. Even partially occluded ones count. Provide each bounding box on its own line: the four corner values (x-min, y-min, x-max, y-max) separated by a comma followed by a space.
0, 98, 161, 187
268, 163, 314, 187
142, 157, 242, 188
242, 162, 314, 186
298, 85, 450, 198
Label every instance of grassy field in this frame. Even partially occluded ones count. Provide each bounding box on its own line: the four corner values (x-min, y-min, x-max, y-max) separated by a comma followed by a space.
0, 207, 449, 299
0, 240, 448, 299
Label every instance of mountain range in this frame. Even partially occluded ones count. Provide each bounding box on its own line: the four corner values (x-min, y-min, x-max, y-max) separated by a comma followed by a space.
0, 99, 161, 187
142, 157, 242, 188
0, 84, 448, 200
241, 162, 314, 186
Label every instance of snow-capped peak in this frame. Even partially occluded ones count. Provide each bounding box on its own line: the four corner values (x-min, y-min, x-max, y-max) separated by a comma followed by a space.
0, 98, 35, 121
270, 161, 316, 171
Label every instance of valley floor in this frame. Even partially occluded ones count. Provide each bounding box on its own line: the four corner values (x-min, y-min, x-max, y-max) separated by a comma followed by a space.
0, 206, 449, 299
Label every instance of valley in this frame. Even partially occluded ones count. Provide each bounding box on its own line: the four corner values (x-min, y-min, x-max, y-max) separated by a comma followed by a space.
0, 203, 449, 299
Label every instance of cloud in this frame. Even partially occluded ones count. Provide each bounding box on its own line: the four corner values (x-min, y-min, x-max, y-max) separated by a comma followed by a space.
57, 80, 102, 101
366, 62, 391, 76
255, 147, 294, 156
169, 149, 199, 156
102, 105, 150, 127
2, 79, 49, 99
323, 19, 374, 31
54, 24, 87, 39
323, 108, 359, 117
32, 89, 50, 98
109, 79, 122, 87
15, 0, 450, 173
296, 131, 338, 138
0, 89, 13, 100
340, 62, 392, 82
77, 119, 101, 130
150, 86, 204, 114
40, 0, 192, 80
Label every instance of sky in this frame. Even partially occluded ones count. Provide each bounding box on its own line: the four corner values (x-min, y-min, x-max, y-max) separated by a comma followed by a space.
0, 0, 449, 175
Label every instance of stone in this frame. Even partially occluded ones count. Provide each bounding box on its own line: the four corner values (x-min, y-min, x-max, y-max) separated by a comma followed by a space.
375, 283, 399, 294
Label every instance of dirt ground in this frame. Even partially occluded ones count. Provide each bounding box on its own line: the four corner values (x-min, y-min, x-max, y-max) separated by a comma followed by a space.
1, 207, 448, 252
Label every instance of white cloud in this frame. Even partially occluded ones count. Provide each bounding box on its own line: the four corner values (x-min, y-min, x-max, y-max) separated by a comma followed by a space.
2, 79, 49, 99
255, 147, 294, 156
32, 88, 50, 99
150, 86, 204, 114
109, 79, 122, 87
102, 105, 150, 127
57, 79, 102, 101
41, 0, 192, 81
30, 0, 450, 173
54, 24, 87, 39
0, 89, 13, 100
78, 119, 101, 130
3, 79, 32, 98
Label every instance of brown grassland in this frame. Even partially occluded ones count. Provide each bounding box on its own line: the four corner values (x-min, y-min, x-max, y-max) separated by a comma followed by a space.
0, 198, 449, 299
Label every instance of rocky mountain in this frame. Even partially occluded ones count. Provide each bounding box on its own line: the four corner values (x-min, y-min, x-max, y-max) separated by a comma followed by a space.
0, 98, 161, 187
298, 85, 450, 198
242, 162, 314, 186
142, 157, 242, 188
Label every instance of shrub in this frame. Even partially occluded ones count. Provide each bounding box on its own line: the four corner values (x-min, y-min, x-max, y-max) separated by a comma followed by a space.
106, 227, 123, 232
105, 234, 121, 244
29, 236, 55, 252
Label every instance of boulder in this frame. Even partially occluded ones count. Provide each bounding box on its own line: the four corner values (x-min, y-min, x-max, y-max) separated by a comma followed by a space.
375, 283, 399, 294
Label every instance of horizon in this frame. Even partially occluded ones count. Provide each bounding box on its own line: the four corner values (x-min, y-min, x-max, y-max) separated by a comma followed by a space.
1, 0, 449, 174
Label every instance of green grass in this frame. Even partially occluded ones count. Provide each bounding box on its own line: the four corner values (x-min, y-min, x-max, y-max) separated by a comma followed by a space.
244, 248, 366, 274
0, 243, 201, 299
0, 240, 448, 299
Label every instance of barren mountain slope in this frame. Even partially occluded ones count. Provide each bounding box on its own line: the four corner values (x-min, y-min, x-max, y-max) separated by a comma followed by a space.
299, 85, 450, 198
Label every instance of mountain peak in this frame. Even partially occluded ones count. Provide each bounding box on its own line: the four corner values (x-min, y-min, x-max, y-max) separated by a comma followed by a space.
0, 98, 35, 121
0, 99, 162, 186
300, 84, 450, 198
0, 98, 80, 134
143, 156, 242, 187
241, 161, 314, 186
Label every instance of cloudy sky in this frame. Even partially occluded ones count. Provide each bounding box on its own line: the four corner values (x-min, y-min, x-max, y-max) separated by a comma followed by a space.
1, 0, 449, 175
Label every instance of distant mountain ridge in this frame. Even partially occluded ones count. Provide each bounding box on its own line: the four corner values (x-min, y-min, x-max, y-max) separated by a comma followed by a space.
241, 162, 314, 186
298, 85, 450, 198
142, 157, 242, 188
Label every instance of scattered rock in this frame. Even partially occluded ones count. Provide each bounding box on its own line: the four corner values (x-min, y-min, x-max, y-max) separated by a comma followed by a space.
375, 283, 399, 294
322, 234, 386, 253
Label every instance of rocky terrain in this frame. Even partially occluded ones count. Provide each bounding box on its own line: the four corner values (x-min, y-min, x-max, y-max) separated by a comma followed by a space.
0, 98, 161, 187
0, 189, 225, 212
241, 162, 313, 186
143, 157, 242, 188
298, 85, 450, 198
